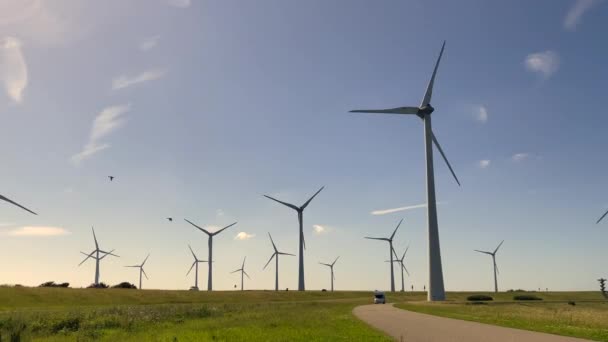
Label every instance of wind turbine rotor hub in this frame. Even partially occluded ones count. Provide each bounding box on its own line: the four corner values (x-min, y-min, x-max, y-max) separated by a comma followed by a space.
419, 104, 434, 115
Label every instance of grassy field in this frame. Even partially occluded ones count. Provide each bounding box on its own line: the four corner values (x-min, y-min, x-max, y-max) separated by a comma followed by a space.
0, 287, 421, 341
395, 291, 608, 341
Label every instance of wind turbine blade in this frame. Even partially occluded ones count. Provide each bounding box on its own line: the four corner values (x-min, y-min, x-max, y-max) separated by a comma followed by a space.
0, 194, 37, 215
403, 264, 410, 276
494, 240, 504, 254
332, 256, 340, 266
390, 219, 403, 241
420, 40, 446, 107
263, 195, 299, 211
242, 256, 246, 269
78, 251, 95, 266
278, 252, 295, 256
263, 253, 276, 270
301, 186, 324, 210
186, 261, 196, 276
474, 249, 492, 255
184, 219, 211, 235
124, 265, 139, 268
431, 132, 461, 186
494, 263, 499, 275
141, 254, 150, 266
349, 107, 419, 115
364, 237, 388, 241
230, 269, 241, 274
597, 209, 608, 224
391, 246, 399, 260
212, 222, 238, 236
100, 249, 119, 258
302, 230, 306, 250
142, 269, 149, 279
244, 271, 251, 279
92, 227, 99, 249
188, 244, 197, 260
402, 245, 410, 260
319, 262, 331, 267
268, 233, 278, 252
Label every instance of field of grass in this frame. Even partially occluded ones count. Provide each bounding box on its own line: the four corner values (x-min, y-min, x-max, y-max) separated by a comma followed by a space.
0, 287, 422, 341
395, 291, 608, 341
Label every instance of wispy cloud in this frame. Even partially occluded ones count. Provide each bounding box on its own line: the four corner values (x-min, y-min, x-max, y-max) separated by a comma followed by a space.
139, 35, 160, 51
71, 104, 130, 164
564, 0, 600, 31
478, 160, 491, 169
216, 209, 225, 217
312, 224, 330, 235
525, 51, 560, 79
5, 226, 70, 237
0, 37, 27, 103
512, 153, 530, 162
234, 232, 255, 240
112, 69, 165, 90
475, 105, 488, 123
371, 202, 436, 215
167, 0, 191, 8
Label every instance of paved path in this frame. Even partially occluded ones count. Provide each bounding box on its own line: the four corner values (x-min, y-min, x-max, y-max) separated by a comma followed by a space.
353, 304, 591, 342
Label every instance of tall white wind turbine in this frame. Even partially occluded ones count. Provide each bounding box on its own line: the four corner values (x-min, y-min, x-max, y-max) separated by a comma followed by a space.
78, 227, 118, 286
319, 256, 339, 292
263, 233, 295, 291
185, 219, 237, 291
0, 194, 37, 215
125, 254, 150, 289
365, 219, 403, 292
351, 41, 459, 301
474, 240, 504, 293
387, 246, 410, 292
231, 257, 250, 291
186, 244, 208, 290
264, 186, 324, 291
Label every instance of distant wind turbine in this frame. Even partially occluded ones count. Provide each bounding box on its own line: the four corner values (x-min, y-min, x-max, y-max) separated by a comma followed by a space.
350, 41, 459, 301
0, 194, 37, 215
474, 240, 504, 293
263, 233, 295, 291
387, 246, 410, 292
319, 256, 339, 292
186, 244, 208, 290
185, 219, 237, 291
597, 210, 608, 224
365, 219, 403, 292
78, 227, 118, 286
231, 257, 250, 291
264, 186, 324, 291
125, 254, 150, 289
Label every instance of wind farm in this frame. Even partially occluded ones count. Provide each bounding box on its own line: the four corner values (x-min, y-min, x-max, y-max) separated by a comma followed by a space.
2, 1, 608, 341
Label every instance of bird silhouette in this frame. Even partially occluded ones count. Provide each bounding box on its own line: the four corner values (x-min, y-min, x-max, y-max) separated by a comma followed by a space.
167, 217, 173, 222
108, 176, 114, 181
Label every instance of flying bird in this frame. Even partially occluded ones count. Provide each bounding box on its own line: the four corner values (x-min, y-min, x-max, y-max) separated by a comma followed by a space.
167, 217, 173, 222
108, 176, 114, 182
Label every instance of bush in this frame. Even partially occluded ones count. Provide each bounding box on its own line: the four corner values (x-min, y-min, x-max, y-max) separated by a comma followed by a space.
86, 282, 109, 289
466, 294, 493, 301
111, 282, 137, 289
38, 281, 70, 288
513, 295, 542, 301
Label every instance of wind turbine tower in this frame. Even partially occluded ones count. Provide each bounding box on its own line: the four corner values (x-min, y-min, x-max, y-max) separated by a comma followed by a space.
231, 257, 250, 291
474, 240, 504, 293
78, 227, 118, 286
319, 256, 339, 292
351, 41, 460, 301
186, 244, 208, 290
125, 254, 150, 289
185, 219, 237, 291
263, 233, 295, 291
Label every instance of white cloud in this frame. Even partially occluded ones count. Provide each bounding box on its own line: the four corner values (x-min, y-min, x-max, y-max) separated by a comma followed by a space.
216, 209, 225, 217
312, 224, 328, 235
525, 51, 560, 79
112, 69, 165, 90
512, 153, 530, 162
371, 203, 430, 215
6, 226, 70, 237
234, 232, 255, 240
0, 37, 28, 103
478, 160, 491, 168
564, 0, 600, 31
71, 104, 130, 164
167, 0, 191, 8
139, 35, 160, 51
475, 105, 488, 123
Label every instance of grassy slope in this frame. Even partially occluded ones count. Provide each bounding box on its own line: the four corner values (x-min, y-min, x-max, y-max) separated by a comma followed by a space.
395, 291, 608, 342
0, 287, 422, 341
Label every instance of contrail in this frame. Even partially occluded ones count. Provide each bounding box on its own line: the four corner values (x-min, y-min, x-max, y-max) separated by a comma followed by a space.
371, 202, 443, 216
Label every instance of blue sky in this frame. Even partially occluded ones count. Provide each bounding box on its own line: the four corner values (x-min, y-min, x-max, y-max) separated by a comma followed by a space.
0, 0, 607, 291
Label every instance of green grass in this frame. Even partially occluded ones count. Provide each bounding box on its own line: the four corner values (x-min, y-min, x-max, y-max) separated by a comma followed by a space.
0, 287, 422, 341
395, 291, 608, 341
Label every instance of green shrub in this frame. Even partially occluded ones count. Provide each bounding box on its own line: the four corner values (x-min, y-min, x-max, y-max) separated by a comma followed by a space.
111, 282, 136, 289
513, 295, 542, 301
466, 295, 493, 301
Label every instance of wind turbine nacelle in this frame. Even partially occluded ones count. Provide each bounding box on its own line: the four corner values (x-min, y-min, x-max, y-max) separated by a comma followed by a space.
419, 104, 434, 115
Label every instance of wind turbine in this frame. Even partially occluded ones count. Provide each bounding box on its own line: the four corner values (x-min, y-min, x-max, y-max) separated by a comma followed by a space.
319, 256, 339, 292
350, 41, 459, 301
263, 233, 295, 291
231, 257, 250, 291
125, 254, 150, 289
78, 227, 118, 286
186, 244, 208, 290
185, 219, 237, 291
263, 186, 324, 291
0, 194, 37, 215
474, 240, 504, 293
596, 209, 608, 224
387, 246, 410, 292
365, 219, 403, 292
